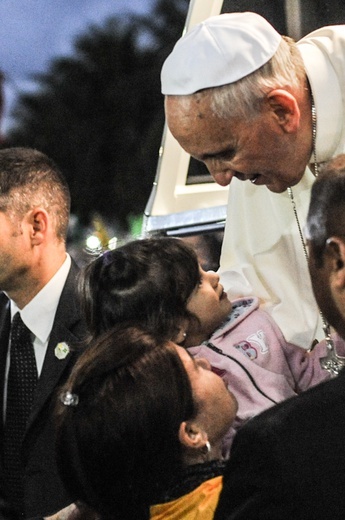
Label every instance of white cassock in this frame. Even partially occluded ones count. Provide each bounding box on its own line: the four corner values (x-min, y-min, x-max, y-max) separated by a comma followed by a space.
219, 25, 345, 349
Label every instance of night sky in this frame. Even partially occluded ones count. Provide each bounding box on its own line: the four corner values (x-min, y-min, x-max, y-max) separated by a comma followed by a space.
0, 0, 155, 132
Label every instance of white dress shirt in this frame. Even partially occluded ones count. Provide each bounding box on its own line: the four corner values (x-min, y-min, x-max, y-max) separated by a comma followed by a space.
4, 254, 71, 415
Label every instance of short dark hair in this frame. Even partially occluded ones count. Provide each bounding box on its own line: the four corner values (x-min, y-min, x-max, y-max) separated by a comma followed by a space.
55, 325, 196, 519
307, 154, 345, 265
0, 147, 70, 240
80, 237, 201, 339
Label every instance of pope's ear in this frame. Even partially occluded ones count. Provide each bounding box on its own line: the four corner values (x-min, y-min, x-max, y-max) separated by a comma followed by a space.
266, 89, 300, 132
325, 237, 345, 287
178, 421, 208, 450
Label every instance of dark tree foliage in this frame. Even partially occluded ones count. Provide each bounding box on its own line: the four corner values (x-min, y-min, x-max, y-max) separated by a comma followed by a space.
6, 0, 188, 231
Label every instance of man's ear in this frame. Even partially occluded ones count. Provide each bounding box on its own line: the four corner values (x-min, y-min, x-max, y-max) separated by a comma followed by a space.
28, 208, 49, 245
325, 237, 345, 289
266, 89, 300, 133
178, 421, 208, 450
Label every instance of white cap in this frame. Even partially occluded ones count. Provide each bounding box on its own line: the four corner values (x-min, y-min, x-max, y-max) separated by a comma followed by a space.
161, 12, 282, 95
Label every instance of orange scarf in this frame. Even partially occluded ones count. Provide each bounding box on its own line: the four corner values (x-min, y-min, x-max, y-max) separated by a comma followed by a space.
150, 475, 223, 520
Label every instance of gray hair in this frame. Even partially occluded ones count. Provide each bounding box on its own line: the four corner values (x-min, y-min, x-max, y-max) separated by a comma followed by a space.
171, 36, 306, 121
209, 36, 306, 120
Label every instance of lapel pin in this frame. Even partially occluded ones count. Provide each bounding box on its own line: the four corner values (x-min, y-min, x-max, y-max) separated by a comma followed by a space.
55, 342, 70, 360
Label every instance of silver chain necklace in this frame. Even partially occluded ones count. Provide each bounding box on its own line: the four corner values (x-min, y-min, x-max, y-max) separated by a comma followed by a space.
287, 94, 345, 377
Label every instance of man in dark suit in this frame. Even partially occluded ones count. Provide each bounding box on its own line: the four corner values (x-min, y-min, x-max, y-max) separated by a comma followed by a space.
0, 148, 87, 518
214, 154, 345, 520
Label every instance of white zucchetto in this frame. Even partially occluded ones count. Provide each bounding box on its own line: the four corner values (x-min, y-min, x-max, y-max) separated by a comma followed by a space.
161, 12, 282, 95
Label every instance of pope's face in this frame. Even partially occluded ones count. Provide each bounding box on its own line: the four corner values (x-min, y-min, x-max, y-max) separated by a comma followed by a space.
165, 93, 310, 193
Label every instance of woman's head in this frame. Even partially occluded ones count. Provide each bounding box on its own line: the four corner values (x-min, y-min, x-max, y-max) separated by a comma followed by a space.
80, 237, 201, 340
55, 326, 237, 519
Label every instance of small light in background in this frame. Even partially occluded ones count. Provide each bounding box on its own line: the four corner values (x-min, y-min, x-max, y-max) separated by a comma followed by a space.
86, 234, 101, 251
108, 237, 118, 250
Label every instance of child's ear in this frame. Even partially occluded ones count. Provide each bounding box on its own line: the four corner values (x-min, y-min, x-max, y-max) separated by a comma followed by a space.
178, 421, 208, 450
175, 329, 187, 345
174, 319, 189, 345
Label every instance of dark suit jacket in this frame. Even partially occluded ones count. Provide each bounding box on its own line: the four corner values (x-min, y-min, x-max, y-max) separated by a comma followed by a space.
214, 367, 345, 520
0, 261, 87, 519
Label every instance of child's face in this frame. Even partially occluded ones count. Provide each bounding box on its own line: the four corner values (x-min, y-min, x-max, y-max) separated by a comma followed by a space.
186, 267, 232, 339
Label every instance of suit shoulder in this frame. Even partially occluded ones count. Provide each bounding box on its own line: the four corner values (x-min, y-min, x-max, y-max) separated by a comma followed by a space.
0, 292, 9, 306
237, 370, 345, 441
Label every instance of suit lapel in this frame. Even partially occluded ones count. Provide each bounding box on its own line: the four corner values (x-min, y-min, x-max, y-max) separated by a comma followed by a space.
0, 294, 10, 439
25, 262, 86, 431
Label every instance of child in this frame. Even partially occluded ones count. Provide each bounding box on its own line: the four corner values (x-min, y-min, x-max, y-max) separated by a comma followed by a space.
80, 237, 341, 453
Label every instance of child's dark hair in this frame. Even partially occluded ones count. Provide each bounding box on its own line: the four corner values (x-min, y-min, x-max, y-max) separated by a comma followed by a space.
80, 237, 201, 340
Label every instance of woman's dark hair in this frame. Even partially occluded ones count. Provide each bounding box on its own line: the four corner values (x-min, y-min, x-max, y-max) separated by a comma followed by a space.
80, 237, 201, 339
55, 326, 196, 520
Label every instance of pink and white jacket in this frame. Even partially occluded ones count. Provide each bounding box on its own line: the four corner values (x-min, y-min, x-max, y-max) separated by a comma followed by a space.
188, 297, 343, 455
